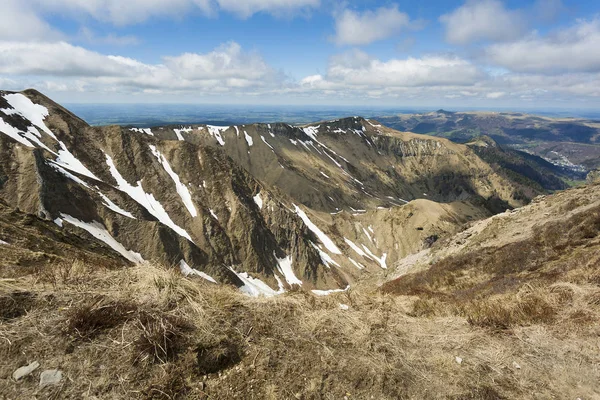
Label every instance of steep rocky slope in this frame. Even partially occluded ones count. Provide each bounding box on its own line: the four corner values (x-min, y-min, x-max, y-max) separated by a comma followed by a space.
0, 89, 545, 294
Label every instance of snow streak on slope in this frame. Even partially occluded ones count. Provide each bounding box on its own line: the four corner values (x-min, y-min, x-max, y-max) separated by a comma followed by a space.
49, 163, 91, 188
2, 93, 57, 139
174, 127, 192, 141
344, 238, 368, 258
310, 242, 340, 268
60, 213, 144, 263
244, 131, 253, 146
149, 145, 197, 217
105, 154, 192, 241
228, 267, 278, 297
179, 260, 217, 283
55, 141, 101, 181
361, 245, 387, 269
206, 125, 228, 146
294, 205, 341, 254
130, 128, 154, 136
275, 253, 302, 286
98, 192, 135, 219
0, 118, 35, 147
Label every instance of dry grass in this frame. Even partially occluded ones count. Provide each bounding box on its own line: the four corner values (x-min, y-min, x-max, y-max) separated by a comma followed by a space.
0, 260, 599, 399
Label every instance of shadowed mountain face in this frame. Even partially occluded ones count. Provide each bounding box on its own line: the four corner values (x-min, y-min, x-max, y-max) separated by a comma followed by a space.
0, 89, 555, 294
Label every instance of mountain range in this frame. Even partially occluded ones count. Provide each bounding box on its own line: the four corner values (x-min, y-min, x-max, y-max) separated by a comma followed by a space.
1, 90, 599, 399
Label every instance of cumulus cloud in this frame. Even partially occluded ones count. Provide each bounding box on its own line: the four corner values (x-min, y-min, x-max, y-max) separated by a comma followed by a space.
332, 5, 415, 46
164, 42, 275, 81
0, 0, 63, 41
0, 41, 284, 94
305, 50, 484, 88
440, 0, 527, 44
485, 17, 600, 73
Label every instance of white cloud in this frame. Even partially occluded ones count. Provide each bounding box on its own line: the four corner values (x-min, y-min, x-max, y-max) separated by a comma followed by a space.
485, 17, 600, 73
303, 50, 484, 89
164, 42, 275, 81
440, 0, 527, 44
332, 5, 414, 46
0, 41, 283, 94
486, 91, 505, 99
0, 0, 63, 41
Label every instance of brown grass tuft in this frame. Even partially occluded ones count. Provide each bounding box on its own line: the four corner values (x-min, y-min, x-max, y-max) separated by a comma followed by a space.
65, 297, 136, 339
0, 291, 35, 321
134, 312, 194, 364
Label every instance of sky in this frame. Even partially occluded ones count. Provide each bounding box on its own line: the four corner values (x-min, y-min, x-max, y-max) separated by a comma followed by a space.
1, 0, 600, 109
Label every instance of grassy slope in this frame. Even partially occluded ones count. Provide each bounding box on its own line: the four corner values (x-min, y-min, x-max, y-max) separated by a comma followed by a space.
1, 256, 598, 399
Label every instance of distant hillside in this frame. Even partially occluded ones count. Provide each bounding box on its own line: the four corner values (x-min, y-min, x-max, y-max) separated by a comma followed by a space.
376, 110, 600, 176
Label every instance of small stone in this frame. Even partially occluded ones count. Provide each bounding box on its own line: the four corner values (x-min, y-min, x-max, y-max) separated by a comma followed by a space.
39, 370, 62, 388
512, 361, 521, 369
455, 356, 463, 365
12, 361, 40, 381
339, 304, 349, 310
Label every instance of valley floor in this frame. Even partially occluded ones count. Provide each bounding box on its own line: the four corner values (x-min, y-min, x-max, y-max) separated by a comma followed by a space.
1, 259, 598, 399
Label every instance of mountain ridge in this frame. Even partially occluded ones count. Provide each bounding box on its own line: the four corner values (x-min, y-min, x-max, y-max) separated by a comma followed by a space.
0, 89, 554, 294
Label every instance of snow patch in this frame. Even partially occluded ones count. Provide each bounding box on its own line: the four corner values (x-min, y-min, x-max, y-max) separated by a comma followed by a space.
98, 192, 135, 219
253, 192, 263, 209
260, 135, 274, 150
310, 242, 340, 268
61, 213, 144, 263
174, 126, 192, 141
0, 117, 35, 147
348, 258, 365, 270
275, 253, 302, 286
49, 163, 91, 189
244, 130, 253, 146
344, 238, 368, 258
361, 245, 387, 269
206, 125, 228, 146
55, 141, 101, 181
209, 209, 218, 220
149, 144, 197, 217
294, 205, 341, 254
179, 260, 217, 283
105, 154, 192, 241
228, 267, 278, 297
311, 285, 350, 296
130, 127, 154, 136
2, 93, 57, 139
302, 126, 319, 140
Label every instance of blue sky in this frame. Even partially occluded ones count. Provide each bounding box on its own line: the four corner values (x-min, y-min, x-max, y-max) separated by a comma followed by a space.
1, 0, 599, 108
